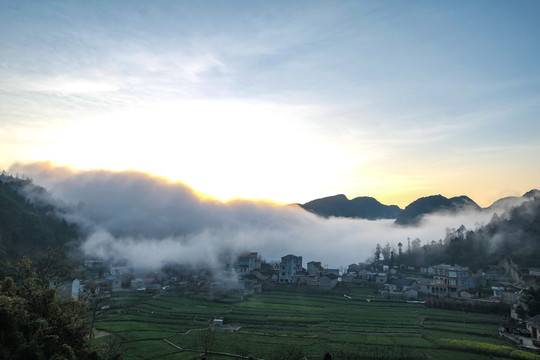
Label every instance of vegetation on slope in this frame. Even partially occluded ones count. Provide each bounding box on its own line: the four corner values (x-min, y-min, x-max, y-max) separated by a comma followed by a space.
0, 173, 80, 263
0, 258, 99, 360
395, 196, 540, 270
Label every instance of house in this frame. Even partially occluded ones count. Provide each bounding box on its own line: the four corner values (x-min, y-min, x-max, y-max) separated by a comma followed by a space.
50, 279, 81, 300
384, 277, 416, 293
491, 283, 522, 304
307, 261, 323, 276
492, 286, 504, 297
417, 264, 475, 298
234, 252, 261, 275
110, 260, 129, 276
306, 273, 339, 290
130, 278, 145, 289
105, 276, 122, 292
323, 268, 340, 277
432, 264, 473, 297
112, 279, 122, 292
525, 315, 540, 343
382, 277, 418, 299
347, 263, 362, 274
318, 273, 339, 290
279, 254, 302, 283
403, 288, 419, 299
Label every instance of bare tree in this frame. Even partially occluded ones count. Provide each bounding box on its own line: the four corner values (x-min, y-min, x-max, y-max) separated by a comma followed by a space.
199, 327, 218, 359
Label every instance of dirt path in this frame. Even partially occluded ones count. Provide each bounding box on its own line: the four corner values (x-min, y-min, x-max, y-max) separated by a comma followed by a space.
94, 330, 112, 338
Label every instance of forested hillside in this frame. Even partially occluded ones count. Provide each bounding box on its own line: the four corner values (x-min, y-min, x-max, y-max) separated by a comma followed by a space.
398, 195, 540, 270
0, 173, 79, 263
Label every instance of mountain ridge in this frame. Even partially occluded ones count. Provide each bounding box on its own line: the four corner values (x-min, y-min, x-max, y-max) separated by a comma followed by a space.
299, 190, 539, 226
299, 194, 401, 220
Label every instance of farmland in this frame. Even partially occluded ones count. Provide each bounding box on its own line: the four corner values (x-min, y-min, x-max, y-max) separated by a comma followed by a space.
92, 285, 539, 360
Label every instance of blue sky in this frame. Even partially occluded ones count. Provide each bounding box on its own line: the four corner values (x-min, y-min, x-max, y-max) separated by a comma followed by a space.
1, 0, 539, 207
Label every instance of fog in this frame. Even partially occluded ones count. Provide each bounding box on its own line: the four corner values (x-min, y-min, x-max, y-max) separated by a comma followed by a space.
11, 162, 505, 270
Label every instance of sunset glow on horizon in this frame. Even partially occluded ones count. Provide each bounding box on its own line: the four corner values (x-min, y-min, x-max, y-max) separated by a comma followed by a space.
1, 1, 539, 209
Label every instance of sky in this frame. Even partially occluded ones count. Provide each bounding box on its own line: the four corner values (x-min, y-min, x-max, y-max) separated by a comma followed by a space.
1, 0, 540, 208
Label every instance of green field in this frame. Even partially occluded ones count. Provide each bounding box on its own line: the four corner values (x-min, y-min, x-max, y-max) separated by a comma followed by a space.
92, 285, 539, 360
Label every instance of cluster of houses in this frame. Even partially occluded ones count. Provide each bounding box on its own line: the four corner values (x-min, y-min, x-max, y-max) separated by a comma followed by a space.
49, 252, 540, 349
52, 252, 539, 305
219, 253, 340, 291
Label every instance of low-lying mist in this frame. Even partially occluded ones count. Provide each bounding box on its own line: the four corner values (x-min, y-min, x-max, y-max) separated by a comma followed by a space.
11, 162, 508, 270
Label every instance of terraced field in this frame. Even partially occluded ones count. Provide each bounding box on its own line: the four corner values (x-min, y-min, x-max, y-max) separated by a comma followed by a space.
92, 285, 540, 360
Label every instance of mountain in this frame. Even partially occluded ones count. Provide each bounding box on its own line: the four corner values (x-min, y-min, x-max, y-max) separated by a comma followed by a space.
487, 189, 540, 213
0, 173, 79, 263
300, 194, 402, 220
394, 195, 481, 226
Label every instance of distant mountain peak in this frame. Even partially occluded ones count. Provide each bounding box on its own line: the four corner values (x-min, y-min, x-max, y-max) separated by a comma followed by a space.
300, 194, 401, 220
394, 194, 480, 226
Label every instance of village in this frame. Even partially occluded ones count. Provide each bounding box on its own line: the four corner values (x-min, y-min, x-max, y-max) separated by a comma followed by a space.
50, 251, 540, 351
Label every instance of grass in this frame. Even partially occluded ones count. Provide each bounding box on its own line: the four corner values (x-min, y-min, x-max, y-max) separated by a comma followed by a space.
92, 285, 538, 360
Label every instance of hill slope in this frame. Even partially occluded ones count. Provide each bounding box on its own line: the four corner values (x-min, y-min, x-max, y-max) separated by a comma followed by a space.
0, 173, 79, 262
400, 193, 540, 269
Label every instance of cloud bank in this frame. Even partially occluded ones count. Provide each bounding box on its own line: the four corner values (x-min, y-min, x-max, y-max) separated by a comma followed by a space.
11, 162, 507, 270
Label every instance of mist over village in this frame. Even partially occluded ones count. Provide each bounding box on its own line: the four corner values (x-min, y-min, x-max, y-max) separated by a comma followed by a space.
1, 1, 540, 359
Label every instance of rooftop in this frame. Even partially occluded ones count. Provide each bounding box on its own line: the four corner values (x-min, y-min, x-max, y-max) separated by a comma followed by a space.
526, 315, 540, 327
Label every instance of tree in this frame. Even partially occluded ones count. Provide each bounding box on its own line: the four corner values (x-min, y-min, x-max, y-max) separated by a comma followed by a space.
199, 327, 218, 358
34, 246, 75, 285
397, 242, 403, 256
381, 243, 392, 261
0, 257, 99, 359
523, 287, 540, 317
374, 244, 381, 261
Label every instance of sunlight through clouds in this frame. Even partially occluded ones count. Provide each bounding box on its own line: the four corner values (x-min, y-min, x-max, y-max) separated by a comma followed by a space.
38, 99, 352, 203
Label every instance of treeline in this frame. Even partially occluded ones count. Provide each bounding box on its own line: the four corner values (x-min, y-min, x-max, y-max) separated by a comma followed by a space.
0, 173, 80, 263
425, 297, 510, 315
387, 196, 540, 271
